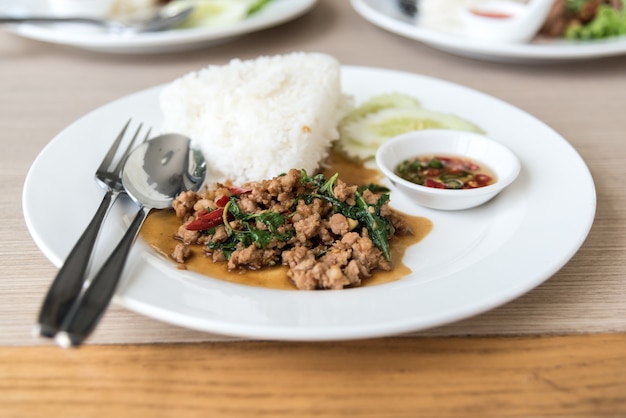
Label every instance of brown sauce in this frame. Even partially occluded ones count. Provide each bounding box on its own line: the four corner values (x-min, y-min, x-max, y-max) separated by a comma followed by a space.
321, 151, 382, 186
140, 150, 433, 290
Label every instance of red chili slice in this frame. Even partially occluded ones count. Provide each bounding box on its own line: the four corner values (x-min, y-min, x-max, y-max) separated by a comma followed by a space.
424, 179, 446, 189
187, 188, 249, 231
469, 9, 513, 19
186, 208, 225, 231
473, 174, 493, 186
464, 162, 480, 171
215, 195, 230, 207
227, 186, 252, 195
423, 168, 442, 177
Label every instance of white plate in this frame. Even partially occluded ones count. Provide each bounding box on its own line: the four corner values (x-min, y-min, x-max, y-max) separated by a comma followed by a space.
351, 0, 626, 62
23, 65, 596, 341
6, 0, 316, 53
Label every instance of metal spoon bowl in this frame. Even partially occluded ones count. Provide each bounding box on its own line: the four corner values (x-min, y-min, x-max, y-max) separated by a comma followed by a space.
0, 7, 194, 34
122, 133, 206, 208
55, 133, 206, 348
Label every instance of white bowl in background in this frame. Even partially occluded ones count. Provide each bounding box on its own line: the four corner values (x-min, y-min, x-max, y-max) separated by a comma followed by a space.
375, 129, 521, 210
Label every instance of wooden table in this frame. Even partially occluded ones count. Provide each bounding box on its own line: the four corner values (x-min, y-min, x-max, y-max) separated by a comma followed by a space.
1, 1, 625, 416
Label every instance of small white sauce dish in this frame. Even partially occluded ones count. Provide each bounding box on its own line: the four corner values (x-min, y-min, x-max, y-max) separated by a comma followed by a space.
375, 129, 521, 210
459, 0, 556, 44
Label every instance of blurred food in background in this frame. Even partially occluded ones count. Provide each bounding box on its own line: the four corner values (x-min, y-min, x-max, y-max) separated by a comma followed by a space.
109, 0, 167, 16
540, 0, 626, 40
400, 0, 626, 41
110, 0, 273, 28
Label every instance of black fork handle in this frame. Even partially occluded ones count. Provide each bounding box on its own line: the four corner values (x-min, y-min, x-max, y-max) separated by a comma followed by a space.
35, 189, 120, 338
56, 205, 148, 348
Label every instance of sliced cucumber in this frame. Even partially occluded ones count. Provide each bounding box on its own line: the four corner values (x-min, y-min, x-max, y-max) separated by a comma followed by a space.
337, 94, 484, 161
165, 0, 252, 29
344, 93, 420, 117
248, 0, 272, 15
337, 93, 422, 160
339, 93, 421, 128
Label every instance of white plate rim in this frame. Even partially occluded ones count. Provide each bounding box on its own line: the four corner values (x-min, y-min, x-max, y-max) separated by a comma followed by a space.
351, 0, 626, 62
8, 0, 317, 53
22, 65, 596, 341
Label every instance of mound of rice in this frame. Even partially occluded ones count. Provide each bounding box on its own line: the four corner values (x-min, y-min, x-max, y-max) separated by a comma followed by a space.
160, 52, 346, 185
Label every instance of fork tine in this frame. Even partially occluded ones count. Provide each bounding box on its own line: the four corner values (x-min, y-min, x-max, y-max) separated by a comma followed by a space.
112, 122, 144, 174
98, 119, 131, 173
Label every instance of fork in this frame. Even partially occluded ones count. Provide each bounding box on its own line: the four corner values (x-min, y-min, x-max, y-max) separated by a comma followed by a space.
0, 7, 194, 34
35, 120, 149, 338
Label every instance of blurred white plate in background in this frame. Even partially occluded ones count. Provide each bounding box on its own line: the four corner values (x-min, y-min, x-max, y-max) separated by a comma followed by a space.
352, 0, 626, 62
4, 0, 317, 53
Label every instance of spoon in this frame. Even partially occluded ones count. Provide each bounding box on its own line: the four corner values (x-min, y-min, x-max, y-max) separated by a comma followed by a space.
0, 7, 194, 34
55, 133, 206, 348
460, 0, 556, 43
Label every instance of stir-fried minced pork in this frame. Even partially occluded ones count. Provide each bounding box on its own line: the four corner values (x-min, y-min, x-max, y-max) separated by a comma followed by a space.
171, 168, 411, 290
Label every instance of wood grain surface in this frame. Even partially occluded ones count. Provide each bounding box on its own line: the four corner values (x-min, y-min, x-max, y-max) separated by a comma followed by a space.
2, 334, 626, 417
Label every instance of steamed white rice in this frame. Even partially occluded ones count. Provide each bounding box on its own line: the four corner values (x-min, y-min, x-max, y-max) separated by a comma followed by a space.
160, 52, 346, 185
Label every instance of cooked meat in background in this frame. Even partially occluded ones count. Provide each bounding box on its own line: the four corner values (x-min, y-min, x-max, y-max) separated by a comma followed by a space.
541, 0, 625, 38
